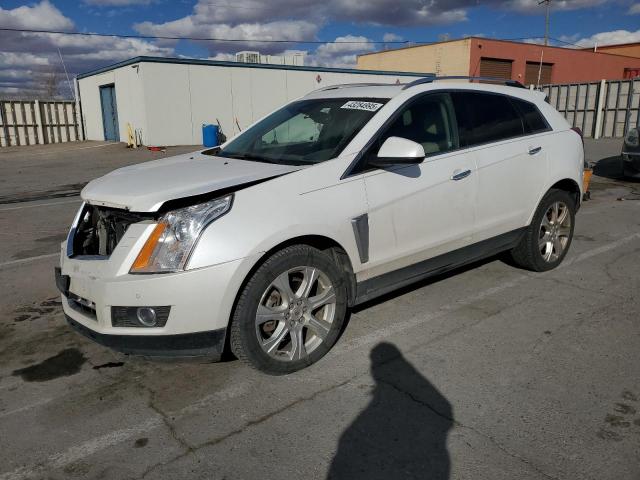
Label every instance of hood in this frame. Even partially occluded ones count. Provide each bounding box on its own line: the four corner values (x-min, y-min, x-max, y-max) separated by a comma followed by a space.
81, 151, 304, 212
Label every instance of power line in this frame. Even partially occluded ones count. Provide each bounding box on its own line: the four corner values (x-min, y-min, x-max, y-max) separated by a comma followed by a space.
1, 27, 574, 49
0, 27, 410, 44
197, 2, 261, 9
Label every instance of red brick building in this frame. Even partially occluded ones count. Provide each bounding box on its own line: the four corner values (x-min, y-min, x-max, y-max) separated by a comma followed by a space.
358, 37, 640, 85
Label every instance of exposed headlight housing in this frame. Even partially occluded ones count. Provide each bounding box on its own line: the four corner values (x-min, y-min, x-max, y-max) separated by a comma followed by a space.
625, 128, 639, 148
130, 194, 233, 273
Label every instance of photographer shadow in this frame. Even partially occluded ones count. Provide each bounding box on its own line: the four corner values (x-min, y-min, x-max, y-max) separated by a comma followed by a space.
327, 342, 453, 480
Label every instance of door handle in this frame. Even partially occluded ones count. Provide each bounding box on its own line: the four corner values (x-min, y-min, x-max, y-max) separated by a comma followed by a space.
528, 146, 542, 155
451, 169, 471, 181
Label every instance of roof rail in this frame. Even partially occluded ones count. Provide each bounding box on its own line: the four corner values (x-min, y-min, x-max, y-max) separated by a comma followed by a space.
402, 76, 525, 90
315, 82, 401, 92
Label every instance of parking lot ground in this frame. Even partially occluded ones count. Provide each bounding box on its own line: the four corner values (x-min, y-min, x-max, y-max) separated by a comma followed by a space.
0, 139, 639, 480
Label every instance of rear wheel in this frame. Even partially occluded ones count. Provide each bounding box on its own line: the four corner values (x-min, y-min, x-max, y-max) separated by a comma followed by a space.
230, 245, 347, 375
509, 189, 576, 272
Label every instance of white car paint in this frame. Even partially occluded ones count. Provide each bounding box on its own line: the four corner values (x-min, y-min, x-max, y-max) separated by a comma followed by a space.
81, 151, 304, 211
59, 80, 584, 353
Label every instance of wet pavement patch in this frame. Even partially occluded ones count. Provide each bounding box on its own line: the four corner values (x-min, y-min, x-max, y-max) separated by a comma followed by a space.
93, 361, 125, 370
134, 438, 149, 448
13, 297, 62, 322
12, 348, 86, 382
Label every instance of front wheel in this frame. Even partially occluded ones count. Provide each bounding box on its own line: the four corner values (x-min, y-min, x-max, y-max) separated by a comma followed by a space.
230, 245, 348, 375
509, 189, 576, 272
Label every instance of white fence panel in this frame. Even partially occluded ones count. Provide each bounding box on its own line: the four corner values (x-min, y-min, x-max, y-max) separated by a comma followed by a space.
0, 99, 82, 147
542, 79, 640, 139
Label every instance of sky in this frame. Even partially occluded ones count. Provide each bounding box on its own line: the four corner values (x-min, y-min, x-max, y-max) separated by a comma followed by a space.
1, 0, 640, 96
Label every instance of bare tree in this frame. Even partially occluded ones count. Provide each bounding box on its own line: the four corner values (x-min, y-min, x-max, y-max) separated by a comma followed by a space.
40, 67, 64, 100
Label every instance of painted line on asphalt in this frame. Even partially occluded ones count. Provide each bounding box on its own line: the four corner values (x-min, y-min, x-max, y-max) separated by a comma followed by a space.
1, 232, 639, 480
0, 197, 80, 212
0, 382, 251, 480
0, 253, 59, 270
335, 231, 640, 356
0, 143, 115, 158
0, 398, 53, 420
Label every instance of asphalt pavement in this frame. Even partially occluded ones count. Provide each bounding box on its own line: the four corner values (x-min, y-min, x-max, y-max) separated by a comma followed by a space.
0, 138, 638, 480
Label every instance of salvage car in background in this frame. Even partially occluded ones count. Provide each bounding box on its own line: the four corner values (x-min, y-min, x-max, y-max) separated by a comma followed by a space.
622, 126, 640, 179
56, 77, 584, 375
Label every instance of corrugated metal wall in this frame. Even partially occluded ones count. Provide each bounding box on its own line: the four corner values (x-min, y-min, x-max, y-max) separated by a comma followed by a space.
541, 79, 640, 138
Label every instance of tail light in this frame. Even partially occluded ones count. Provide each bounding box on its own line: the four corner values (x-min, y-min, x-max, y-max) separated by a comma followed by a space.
571, 127, 583, 140
571, 127, 587, 168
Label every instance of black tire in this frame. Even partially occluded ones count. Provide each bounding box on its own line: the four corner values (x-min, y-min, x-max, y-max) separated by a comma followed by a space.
230, 245, 348, 375
508, 188, 576, 272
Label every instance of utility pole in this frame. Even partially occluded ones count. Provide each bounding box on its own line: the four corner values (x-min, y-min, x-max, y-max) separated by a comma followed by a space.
539, 0, 551, 46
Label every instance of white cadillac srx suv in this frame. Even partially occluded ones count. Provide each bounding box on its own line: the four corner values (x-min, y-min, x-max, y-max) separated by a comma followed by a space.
57, 78, 584, 374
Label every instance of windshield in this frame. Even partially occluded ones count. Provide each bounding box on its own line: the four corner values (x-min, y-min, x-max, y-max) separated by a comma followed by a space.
218, 98, 388, 166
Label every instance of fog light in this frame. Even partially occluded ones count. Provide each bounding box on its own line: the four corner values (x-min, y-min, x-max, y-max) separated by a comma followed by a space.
111, 306, 170, 328
136, 307, 157, 327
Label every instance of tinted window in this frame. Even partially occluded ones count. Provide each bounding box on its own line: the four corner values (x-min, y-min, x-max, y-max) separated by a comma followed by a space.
511, 98, 549, 133
451, 92, 524, 146
377, 93, 459, 156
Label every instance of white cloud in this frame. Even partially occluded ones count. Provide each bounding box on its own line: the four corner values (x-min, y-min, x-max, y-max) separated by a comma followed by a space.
560, 29, 640, 47
628, 3, 640, 14
208, 53, 237, 62
302, 35, 376, 68
0, 1, 173, 97
0, 0, 73, 30
135, 18, 318, 55
383, 32, 403, 42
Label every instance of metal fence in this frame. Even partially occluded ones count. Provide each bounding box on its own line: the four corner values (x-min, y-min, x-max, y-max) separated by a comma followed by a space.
0, 100, 83, 147
541, 78, 640, 139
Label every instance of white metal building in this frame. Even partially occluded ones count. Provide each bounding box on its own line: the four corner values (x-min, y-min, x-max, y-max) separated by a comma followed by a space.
76, 56, 426, 146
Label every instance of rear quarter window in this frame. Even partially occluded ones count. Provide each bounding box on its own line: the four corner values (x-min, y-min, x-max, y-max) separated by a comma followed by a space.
510, 98, 550, 134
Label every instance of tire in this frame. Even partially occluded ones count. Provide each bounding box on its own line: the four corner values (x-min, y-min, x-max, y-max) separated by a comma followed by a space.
508, 189, 576, 272
230, 245, 348, 375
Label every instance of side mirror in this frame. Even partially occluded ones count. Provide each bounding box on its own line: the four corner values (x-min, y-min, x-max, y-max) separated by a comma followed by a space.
369, 137, 425, 167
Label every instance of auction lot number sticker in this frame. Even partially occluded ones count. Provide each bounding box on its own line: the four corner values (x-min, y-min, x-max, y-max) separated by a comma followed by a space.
341, 101, 384, 112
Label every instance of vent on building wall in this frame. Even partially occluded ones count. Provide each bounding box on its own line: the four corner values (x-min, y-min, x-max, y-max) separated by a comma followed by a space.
236, 51, 261, 64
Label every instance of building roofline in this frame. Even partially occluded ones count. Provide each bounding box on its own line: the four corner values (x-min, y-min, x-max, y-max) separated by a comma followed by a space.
358, 37, 473, 57
76, 55, 429, 80
582, 41, 640, 49
358, 36, 640, 61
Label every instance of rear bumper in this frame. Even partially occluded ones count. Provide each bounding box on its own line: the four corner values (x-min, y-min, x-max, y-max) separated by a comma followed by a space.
622, 153, 640, 178
66, 314, 226, 359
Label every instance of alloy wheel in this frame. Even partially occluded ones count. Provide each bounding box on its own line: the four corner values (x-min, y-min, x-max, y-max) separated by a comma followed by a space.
538, 201, 572, 263
256, 266, 336, 362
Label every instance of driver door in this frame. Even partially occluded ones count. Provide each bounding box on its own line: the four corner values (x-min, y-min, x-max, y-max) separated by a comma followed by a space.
361, 92, 478, 281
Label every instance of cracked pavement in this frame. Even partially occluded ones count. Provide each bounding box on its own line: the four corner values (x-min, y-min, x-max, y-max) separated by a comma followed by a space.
0, 139, 639, 479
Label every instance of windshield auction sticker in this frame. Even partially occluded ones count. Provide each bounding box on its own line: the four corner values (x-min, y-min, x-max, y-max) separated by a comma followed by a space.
341, 101, 384, 112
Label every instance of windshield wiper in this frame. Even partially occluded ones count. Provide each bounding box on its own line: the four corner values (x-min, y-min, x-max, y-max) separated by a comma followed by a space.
220, 152, 277, 163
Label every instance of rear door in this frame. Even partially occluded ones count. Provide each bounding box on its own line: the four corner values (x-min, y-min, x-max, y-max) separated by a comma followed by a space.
361, 92, 477, 279
451, 91, 549, 242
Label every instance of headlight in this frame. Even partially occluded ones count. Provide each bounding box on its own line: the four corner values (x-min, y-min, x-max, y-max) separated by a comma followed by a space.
625, 128, 639, 148
130, 194, 233, 273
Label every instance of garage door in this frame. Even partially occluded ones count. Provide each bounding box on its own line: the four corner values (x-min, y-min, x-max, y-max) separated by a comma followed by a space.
525, 62, 553, 86
479, 58, 513, 79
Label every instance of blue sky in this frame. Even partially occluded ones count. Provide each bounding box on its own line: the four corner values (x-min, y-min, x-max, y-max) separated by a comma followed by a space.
1, 0, 639, 95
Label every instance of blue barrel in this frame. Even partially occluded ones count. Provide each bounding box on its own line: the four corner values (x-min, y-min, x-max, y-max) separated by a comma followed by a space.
202, 124, 219, 147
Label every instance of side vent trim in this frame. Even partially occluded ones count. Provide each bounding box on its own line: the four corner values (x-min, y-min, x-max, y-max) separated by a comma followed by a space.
351, 214, 369, 264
